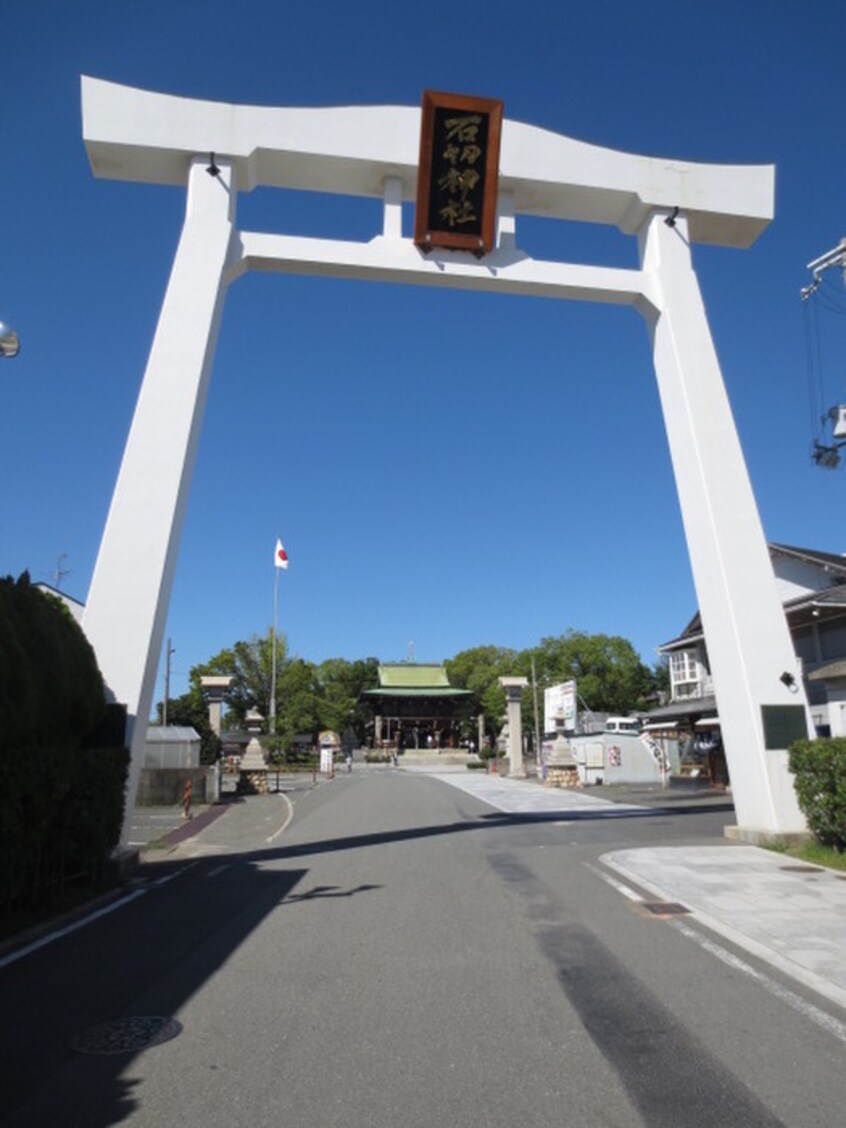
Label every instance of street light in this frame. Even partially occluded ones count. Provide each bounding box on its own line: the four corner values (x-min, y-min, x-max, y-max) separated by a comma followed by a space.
0, 322, 20, 358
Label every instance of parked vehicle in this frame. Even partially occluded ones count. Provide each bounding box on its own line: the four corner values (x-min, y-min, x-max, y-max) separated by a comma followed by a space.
604, 716, 641, 736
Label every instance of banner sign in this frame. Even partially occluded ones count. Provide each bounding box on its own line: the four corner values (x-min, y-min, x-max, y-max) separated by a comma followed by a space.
414, 90, 503, 256
544, 680, 578, 735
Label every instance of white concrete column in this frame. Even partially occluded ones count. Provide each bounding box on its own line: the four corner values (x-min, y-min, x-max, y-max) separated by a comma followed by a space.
639, 211, 808, 835
499, 677, 528, 778
83, 157, 237, 846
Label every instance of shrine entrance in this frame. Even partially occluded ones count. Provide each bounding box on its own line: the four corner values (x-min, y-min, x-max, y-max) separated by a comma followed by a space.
79, 76, 810, 844
361, 664, 472, 751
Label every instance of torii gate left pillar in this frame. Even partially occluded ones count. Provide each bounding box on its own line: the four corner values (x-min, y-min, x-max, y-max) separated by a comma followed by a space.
82, 157, 236, 841
80, 77, 810, 847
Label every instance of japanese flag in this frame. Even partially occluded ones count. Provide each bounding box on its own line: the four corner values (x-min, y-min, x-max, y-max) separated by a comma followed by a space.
274, 538, 289, 570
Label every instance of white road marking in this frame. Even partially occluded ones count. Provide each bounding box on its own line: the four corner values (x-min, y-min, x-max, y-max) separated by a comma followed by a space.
266, 791, 295, 843
0, 889, 147, 970
150, 862, 198, 887
588, 864, 645, 903
205, 864, 230, 878
671, 918, 846, 1046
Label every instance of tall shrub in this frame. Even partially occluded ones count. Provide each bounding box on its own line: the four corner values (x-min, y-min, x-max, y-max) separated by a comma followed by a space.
0, 574, 128, 913
0, 573, 105, 754
788, 738, 846, 851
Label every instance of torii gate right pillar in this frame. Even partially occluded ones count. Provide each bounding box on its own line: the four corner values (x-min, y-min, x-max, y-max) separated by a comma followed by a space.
639, 211, 808, 837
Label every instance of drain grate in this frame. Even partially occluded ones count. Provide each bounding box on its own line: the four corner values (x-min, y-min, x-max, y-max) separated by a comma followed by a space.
779, 865, 823, 874
641, 901, 690, 916
71, 1016, 182, 1055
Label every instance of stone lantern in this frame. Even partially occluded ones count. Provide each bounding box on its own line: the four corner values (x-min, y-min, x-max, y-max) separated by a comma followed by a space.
545, 708, 581, 789
239, 707, 269, 793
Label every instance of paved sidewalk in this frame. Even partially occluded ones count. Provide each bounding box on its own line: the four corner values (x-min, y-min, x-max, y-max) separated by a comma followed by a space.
604, 845, 846, 1011
426, 771, 647, 815
431, 771, 846, 1013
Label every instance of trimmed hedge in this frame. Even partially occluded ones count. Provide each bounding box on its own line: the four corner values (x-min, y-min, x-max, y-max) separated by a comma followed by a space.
0, 574, 129, 914
788, 737, 846, 851
0, 573, 106, 753
0, 744, 129, 911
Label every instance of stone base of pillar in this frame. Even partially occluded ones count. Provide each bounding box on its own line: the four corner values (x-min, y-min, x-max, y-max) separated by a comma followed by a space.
724, 824, 810, 847
239, 770, 269, 794
545, 765, 581, 789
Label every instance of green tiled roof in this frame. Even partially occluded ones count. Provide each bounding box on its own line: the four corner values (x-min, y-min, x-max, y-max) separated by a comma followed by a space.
377, 664, 451, 689
360, 663, 471, 699
361, 686, 470, 698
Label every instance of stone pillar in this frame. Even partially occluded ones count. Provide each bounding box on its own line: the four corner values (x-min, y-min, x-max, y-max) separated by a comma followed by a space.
201, 675, 233, 736
499, 677, 529, 778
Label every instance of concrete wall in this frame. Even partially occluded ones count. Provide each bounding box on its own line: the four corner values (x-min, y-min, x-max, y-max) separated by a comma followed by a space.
569, 733, 665, 785
137, 766, 216, 805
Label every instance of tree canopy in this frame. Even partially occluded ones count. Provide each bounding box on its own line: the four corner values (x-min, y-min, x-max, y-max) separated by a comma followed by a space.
157, 635, 380, 760
448, 632, 659, 746
157, 628, 660, 757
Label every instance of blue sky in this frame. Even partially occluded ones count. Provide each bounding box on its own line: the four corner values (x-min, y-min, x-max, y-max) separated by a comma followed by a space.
3, 1, 846, 702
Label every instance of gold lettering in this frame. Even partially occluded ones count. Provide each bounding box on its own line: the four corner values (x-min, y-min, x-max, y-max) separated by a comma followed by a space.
444, 114, 482, 144
438, 199, 477, 227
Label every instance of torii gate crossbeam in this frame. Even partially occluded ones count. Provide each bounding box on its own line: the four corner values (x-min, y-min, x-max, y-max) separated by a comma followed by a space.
79, 77, 809, 845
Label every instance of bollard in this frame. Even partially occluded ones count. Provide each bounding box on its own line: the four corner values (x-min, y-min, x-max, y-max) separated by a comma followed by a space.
182, 778, 193, 819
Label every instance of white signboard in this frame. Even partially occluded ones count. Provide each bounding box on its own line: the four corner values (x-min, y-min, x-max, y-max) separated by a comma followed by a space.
544, 680, 577, 735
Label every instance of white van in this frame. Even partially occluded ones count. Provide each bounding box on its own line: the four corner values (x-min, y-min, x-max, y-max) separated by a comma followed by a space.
604, 716, 641, 736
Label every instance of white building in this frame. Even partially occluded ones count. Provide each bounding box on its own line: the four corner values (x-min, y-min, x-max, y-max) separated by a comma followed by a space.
650, 544, 846, 780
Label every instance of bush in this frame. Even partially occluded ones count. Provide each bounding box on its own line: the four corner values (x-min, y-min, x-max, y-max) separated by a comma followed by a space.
466, 760, 487, 770
0, 574, 128, 915
0, 573, 105, 754
788, 738, 846, 851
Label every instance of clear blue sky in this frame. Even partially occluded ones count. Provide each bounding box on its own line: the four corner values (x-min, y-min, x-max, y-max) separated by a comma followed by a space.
3, 1, 846, 702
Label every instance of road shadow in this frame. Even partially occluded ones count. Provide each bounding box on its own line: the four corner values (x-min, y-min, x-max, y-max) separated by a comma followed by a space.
0, 784, 730, 1126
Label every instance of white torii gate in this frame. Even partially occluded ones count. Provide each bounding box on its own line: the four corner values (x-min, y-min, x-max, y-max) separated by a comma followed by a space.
79, 76, 809, 846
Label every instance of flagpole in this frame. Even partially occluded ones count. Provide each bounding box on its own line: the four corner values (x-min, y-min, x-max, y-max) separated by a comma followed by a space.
270, 559, 279, 733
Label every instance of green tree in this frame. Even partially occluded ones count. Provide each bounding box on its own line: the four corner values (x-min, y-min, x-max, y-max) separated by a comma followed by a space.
153, 691, 221, 765
446, 645, 519, 748
189, 629, 288, 728
316, 657, 379, 741
274, 658, 321, 753
529, 631, 655, 719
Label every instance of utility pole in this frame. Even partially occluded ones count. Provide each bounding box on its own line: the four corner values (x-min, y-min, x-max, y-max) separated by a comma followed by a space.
801, 237, 846, 300
163, 638, 175, 726
802, 237, 846, 469
531, 654, 542, 770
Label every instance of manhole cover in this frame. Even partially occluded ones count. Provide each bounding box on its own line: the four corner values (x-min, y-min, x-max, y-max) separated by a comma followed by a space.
641, 902, 690, 916
71, 1016, 182, 1055
779, 865, 823, 874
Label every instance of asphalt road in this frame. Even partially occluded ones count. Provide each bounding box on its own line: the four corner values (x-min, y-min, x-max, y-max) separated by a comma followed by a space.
2, 770, 845, 1127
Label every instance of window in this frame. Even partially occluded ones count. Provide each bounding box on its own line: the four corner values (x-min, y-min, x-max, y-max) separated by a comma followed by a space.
669, 650, 702, 701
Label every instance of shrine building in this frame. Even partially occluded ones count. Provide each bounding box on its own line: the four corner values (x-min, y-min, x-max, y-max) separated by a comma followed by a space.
361, 664, 472, 750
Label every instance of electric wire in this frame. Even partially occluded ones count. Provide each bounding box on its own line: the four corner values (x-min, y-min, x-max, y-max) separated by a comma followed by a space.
814, 275, 846, 316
